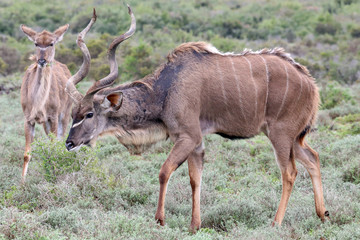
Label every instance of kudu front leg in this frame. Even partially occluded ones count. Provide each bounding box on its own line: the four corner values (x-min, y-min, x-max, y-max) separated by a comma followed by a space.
187, 143, 205, 232
155, 135, 201, 226
22, 121, 35, 182
50, 118, 59, 137
44, 118, 59, 138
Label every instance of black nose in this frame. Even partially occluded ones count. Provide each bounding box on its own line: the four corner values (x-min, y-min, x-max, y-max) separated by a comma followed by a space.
38, 59, 46, 66
65, 141, 74, 151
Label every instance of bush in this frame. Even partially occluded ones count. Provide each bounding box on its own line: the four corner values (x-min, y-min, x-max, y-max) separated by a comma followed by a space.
350, 26, 360, 38
320, 82, 353, 109
31, 134, 98, 183
0, 46, 21, 75
0, 57, 8, 75
315, 14, 341, 36
120, 42, 158, 82
315, 23, 339, 35
343, 162, 360, 184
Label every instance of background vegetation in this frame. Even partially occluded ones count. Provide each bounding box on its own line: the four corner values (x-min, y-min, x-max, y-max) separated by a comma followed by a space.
0, 0, 359, 239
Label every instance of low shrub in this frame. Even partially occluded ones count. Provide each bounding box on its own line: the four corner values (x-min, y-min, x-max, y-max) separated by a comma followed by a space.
31, 134, 98, 183
320, 82, 353, 109
351, 26, 360, 38
343, 162, 360, 184
0, 45, 21, 75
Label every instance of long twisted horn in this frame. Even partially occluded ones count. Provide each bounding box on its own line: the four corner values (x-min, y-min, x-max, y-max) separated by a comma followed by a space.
65, 8, 97, 104
85, 5, 136, 96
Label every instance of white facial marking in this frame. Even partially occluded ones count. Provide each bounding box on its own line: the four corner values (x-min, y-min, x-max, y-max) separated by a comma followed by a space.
72, 118, 85, 128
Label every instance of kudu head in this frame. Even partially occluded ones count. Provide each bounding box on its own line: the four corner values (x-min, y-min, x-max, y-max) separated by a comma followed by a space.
65, 5, 136, 151
20, 23, 69, 68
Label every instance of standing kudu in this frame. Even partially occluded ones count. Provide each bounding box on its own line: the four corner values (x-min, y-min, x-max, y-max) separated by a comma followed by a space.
20, 10, 96, 182
65, 6, 328, 231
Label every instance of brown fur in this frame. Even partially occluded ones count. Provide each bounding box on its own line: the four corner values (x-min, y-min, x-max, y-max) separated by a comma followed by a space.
66, 39, 327, 231
20, 24, 72, 182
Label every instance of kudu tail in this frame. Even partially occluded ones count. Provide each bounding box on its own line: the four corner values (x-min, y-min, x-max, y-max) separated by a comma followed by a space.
297, 112, 317, 147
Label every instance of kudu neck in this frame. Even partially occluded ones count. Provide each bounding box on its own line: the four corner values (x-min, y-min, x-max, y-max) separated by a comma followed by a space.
110, 85, 163, 127
34, 64, 52, 84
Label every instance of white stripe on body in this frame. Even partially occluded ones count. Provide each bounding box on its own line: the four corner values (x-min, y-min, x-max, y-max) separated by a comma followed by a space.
294, 71, 304, 106
229, 58, 247, 124
215, 58, 228, 111
276, 62, 289, 120
259, 55, 269, 118
243, 56, 258, 121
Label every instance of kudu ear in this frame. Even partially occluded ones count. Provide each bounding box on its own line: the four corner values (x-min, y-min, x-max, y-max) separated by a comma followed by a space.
101, 91, 123, 111
20, 25, 37, 42
53, 24, 69, 43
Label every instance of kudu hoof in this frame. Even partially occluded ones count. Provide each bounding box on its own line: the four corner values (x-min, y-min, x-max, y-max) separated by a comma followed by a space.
155, 217, 165, 226
322, 210, 330, 222
189, 223, 200, 233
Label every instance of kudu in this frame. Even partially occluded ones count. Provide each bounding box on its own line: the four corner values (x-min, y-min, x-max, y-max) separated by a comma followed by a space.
20, 10, 97, 182
65, 6, 328, 231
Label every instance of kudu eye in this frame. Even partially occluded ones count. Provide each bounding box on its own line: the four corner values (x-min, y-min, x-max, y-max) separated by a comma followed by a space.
86, 112, 94, 119
35, 43, 39, 47
49, 43, 53, 47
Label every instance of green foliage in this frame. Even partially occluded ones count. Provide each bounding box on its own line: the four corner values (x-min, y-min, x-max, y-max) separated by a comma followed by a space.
335, 113, 360, 124
121, 42, 158, 82
350, 26, 360, 38
0, 57, 8, 75
320, 82, 353, 109
326, 113, 360, 136
0, 0, 359, 86
343, 162, 360, 184
0, 46, 21, 75
315, 13, 341, 36
31, 134, 98, 182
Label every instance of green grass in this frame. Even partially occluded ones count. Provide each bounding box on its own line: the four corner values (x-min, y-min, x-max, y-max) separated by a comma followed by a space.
1, 83, 360, 239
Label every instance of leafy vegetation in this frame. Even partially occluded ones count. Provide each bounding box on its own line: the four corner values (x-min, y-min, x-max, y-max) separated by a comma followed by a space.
0, 0, 359, 239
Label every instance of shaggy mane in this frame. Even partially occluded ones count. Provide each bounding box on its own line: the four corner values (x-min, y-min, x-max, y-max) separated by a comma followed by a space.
166, 42, 312, 78
167, 42, 217, 62
243, 47, 312, 77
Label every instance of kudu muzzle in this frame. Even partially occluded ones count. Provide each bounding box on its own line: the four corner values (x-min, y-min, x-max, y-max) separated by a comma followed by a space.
38, 58, 47, 67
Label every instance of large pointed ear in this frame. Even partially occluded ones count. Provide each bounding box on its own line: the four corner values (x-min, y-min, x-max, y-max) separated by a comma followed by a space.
53, 24, 69, 43
20, 25, 37, 42
101, 91, 123, 111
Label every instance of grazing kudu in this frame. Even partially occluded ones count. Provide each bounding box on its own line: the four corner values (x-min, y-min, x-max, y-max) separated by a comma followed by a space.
65, 6, 328, 231
20, 10, 97, 182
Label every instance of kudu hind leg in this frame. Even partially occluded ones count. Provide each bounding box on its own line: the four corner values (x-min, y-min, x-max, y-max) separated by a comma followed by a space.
187, 142, 205, 232
23, 121, 35, 182
270, 135, 298, 226
294, 141, 328, 221
155, 134, 202, 226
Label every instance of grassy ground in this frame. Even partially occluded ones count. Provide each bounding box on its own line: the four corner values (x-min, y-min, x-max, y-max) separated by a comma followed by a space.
0, 75, 359, 239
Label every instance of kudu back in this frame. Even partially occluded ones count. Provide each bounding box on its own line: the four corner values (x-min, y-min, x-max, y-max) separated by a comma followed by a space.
19, 10, 97, 182
65, 6, 328, 231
